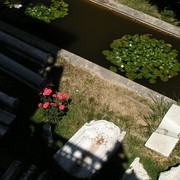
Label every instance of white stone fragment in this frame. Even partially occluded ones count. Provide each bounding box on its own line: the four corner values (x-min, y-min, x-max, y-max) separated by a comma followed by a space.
14, 4, 22, 9
145, 104, 180, 157
158, 164, 180, 180
163, 104, 180, 127
121, 157, 151, 180
53, 120, 126, 179
158, 104, 180, 136
145, 132, 179, 157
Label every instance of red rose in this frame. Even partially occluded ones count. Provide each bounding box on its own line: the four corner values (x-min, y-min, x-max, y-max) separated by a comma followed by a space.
52, 93, 57, 98
43, 102, 50, 109
57, 92, 63, 100
43, 88, 52, 96
38, 103, 42, 108
62, 93, 68, 100
59, 104, 65, 110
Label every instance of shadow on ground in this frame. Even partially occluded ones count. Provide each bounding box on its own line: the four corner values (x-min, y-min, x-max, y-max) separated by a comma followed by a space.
0, 55, 137, 179
0, 9, 142, 179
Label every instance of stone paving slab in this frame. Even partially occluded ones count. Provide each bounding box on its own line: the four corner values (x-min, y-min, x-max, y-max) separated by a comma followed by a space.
145, 132, 179, 157
145, 104, 180, 157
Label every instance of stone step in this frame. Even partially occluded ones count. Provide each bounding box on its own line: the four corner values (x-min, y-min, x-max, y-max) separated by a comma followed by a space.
0, 160, 50, 180
0, 53, 47, 91
0, 125, 9, 138
0, 20, 59, 58
0, 109, 16, 126
0, 160, 23, 180
0, 91, 19, 110
0, 30, 53, 66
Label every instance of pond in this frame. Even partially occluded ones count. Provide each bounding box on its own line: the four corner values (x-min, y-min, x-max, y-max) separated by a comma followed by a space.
0, 0, 180, 100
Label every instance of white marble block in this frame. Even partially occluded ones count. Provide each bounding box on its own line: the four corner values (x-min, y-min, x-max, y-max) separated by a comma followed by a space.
145, 104, 180, 157
158, 164, 180, 180
53, 120, 126, 179
121, 157, 151, 180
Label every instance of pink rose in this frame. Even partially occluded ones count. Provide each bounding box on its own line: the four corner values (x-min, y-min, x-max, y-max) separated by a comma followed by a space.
52, 93, 57, 98
57, 92, 63, 100
62, 93, 68, 100
43, 88, 52, 96
43, 102, 50, 109
59, 104, 65, 110
38, 103, 42, 108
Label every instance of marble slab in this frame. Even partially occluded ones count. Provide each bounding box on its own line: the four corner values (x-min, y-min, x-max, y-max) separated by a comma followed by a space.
145, 104, 180, 157
145, 132, 179, 157
54, 120, 126, 179
158, 164, 180, 180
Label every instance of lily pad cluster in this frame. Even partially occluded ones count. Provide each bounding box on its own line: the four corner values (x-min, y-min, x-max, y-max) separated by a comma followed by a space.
3, 0, 69, 23
102, 34, 179, 84
25, 0, 69, 23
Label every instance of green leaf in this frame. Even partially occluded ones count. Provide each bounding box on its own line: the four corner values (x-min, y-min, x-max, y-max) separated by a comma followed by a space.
109, 66, 117, 73
160, 76, 169, 82
149, 79, 156, 84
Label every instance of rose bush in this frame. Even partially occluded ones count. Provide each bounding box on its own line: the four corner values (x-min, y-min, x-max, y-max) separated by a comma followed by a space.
38, 85, 70, 124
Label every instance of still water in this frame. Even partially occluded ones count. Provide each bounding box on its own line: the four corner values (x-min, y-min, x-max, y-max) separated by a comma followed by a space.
1, 0, 180, 100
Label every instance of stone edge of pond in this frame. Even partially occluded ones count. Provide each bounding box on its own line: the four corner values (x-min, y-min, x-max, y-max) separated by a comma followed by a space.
57, 49, 176, 104
89, 0, 180, 39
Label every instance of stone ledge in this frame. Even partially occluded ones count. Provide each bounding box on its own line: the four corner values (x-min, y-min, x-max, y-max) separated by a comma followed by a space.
89, 0, 180, 39
58, 49, 176, 104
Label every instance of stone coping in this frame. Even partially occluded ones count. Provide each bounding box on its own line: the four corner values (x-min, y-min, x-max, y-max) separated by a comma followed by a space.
58, 49, 176, 104
89, 0, 180, 39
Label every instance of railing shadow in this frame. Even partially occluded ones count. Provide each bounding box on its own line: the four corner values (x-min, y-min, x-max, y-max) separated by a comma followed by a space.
52, 136, 127, 179
0, 56, 137, 180
0, 19, 139, 180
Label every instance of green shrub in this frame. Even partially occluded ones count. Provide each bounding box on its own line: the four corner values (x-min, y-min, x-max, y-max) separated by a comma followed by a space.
102, 34, 179, 84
